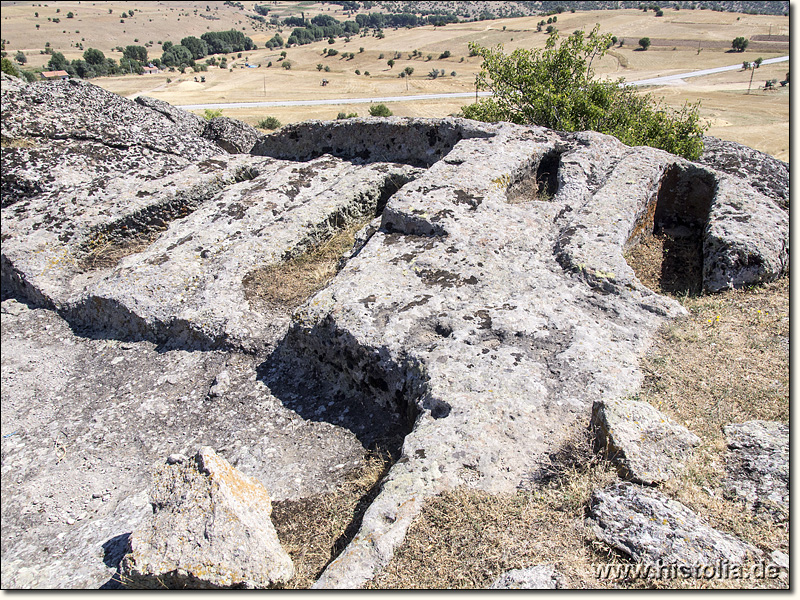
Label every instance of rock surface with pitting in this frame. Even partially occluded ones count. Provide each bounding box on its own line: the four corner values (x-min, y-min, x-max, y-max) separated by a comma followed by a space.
489, 565, 563, 589
590, 398, 701, 485
587, 483, 761, 567
1, 77, 789, 589
698, 136, 789, 210
723, 421, 788, 522
134, 94, 207, 136
120, 447, 294, 589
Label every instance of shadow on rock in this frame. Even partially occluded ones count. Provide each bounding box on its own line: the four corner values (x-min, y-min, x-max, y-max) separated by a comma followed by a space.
255, 325, 421, 460
99, 532, 131, 589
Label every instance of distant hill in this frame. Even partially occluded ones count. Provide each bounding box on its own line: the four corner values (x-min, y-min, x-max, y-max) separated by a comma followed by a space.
328, 1, 789, 18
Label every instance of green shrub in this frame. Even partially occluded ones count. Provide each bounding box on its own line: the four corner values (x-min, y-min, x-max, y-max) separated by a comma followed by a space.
336, 111, 358, 119
203, 108, 223, 120
258, 116, 281, 129
461, 27, 707, 160
1, 57, 21, 78
369, 103, 392, 117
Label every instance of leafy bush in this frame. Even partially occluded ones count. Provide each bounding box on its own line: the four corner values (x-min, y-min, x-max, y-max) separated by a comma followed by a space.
439, 50, 451, 59
336, 112, 358, 119
461, 27, 707, 160
638, 37, 651, 50
369, 103, 392, 117
1, 57, 21, 78
731, 36, 749, 52
203, 108, 223, 120
258, 116, 281, 129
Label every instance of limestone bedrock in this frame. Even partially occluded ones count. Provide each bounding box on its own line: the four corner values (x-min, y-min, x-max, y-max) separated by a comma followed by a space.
0, 73, 788, 588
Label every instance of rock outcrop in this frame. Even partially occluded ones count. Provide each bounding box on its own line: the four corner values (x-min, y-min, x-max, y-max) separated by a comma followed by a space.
698, 136, 789, 211
590, 398, 701, 485
1, 75, 788, 588
119, 447, 294, 589
723, 421, 789, 522
588, 483, 761, 567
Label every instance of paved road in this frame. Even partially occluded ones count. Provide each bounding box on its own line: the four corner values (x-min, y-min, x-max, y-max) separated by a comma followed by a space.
176, 55, 789, 110
624, 55, 789, 86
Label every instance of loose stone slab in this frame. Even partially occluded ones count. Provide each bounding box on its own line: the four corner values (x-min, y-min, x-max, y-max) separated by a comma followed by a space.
588, 483, 761, 567
591, 398, 701, 485
120, 447, 294, 589
202, 116, 261, 154
489, 565, 563, 589
723, 420, 788, 521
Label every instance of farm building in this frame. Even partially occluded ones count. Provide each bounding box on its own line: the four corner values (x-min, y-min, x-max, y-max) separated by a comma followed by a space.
40, 70, 69, 80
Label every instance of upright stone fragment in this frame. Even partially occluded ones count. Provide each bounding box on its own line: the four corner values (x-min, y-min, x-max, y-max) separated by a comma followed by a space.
120, 447, 294, 589
590, 398, 700, 485
703, 176, 789, 292
588, 483, 760, 567
202, 116, 262, 154
724, 420, 788, 522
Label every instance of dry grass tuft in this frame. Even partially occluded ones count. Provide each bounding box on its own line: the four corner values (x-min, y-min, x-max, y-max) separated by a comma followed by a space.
640, 276, 788, 440
78, 232, 157, 271
368, 427, 628, 589
625, 231, 704, 296
1, 135, 37, 148
244, 220, 369, 310
271, 450, 393, 589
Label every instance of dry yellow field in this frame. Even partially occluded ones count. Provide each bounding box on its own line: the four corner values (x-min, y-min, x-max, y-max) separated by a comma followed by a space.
0, 2, 789, 160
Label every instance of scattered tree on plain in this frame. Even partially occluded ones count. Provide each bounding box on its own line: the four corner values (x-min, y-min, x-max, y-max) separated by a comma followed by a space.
638, 37, 651, 50
731, 37, 749, 52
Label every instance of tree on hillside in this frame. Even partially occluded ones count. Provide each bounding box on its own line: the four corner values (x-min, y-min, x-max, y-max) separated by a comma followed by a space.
123, 45, 148, 63
47, 51, 69, 72
461, 27, 707, 160
638, 37, 651, 50
731, 36, 749, 52
83, 48, 106, 65
15, 51, 26, 65
181, 36, 209, 60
